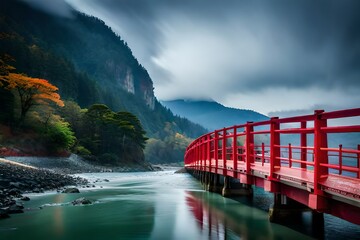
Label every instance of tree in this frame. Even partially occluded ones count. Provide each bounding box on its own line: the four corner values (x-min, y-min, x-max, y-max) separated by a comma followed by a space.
0, 71, 64, 124
115, 111, 148, 148
58, 100, 85, 134
77, 104, 148, 164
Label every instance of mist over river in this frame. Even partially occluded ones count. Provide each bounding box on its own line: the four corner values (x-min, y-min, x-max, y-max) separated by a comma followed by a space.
1, 170, 359, 240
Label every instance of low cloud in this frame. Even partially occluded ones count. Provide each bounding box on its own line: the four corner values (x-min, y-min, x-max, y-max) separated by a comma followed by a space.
66, 0, 360, 114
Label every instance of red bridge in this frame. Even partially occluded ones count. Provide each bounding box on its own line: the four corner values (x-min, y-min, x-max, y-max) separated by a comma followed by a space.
184, 108, 360, 225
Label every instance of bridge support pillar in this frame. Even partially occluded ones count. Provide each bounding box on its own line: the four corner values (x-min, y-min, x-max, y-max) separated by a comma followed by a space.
204, 172, 211, 190
200, 171, 206, 184
308, 194, 328, 211
264, 180, 280, 192
269, 193, 309, 222
222, 177, 253, 197
195, 170, 200, 182
208, 174, 222, 193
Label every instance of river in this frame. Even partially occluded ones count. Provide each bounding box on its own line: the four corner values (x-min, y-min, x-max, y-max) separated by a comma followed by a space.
1, 170, 359, 240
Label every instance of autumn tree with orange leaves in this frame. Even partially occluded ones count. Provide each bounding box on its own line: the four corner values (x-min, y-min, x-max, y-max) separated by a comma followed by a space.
0, 58, 64, 124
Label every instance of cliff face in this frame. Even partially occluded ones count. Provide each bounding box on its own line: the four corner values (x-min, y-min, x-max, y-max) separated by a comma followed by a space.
59, 11, 156, 111
103, 60, 155, 110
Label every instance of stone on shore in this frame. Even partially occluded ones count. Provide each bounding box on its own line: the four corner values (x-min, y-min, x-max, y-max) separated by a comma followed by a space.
8, 203, 24, 214
0, 158, 88, 218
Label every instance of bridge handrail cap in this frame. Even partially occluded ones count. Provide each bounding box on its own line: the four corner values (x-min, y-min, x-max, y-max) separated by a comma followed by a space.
314, 109, 325, 114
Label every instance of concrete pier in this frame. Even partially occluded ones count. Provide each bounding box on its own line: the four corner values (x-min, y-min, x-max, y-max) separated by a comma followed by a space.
222, 176, 253, 197
187, 170, 253, 197
269, 193, 311, 222
207, 173, 222, 193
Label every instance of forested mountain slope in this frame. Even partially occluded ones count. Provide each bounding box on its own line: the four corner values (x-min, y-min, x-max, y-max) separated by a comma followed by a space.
0, 0, 206, 163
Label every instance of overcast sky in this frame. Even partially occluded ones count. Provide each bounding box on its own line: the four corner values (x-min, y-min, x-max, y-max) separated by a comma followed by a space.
23, 0, 360, 116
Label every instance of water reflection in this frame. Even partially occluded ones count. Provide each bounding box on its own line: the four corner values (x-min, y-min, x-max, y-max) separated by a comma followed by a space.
185, 190, 312, 240
2, 188, 156, 240
53, 194, 65, 236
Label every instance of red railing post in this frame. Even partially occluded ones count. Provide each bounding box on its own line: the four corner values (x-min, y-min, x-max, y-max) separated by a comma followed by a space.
200, 140, 203, 170
188, 147, 190, 167
202, 138, 205, 168
339, 144, 343, 175
215, 131, 219, 171
194, 143, 197, 168
222, 128, 226, 170
198, 141, 201, 169
261, 143, 265, 166
199, 140, 201, 167
300, 121, 307, 169
245, 122, 254, 174
207, 134, 211, 169
233, 127, 238, 171
202, 138, 206, 169
288, 143, 292, 168
195, 145, 197, 168
270, 117, 280, 179
313, 110, 328, 195
191, 147, 194, 167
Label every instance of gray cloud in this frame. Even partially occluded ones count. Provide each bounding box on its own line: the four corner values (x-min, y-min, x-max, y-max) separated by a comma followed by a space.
66, 0, 360, 114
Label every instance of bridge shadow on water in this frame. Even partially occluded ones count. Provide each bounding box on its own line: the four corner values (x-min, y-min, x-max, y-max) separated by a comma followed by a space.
185, 187, 360, 240
186, 189, 313, 240
228, 187, 325, 240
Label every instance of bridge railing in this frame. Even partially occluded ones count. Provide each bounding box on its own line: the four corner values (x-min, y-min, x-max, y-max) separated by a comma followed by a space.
184, 108, 360, 195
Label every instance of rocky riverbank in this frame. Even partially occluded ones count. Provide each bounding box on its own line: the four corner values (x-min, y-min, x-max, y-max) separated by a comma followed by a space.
0, 154, 161, 219
5, 154, 155, 174
0, 158, 88, 219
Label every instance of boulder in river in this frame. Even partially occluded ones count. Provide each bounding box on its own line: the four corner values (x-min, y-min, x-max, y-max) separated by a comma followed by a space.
20, 196, 30, 201
62, 187, 80, 193
72, 197, 92, 205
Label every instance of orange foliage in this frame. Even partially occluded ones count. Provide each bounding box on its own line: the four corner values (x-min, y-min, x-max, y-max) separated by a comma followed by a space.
0, 58, 64, 122
4, 73, 64, 107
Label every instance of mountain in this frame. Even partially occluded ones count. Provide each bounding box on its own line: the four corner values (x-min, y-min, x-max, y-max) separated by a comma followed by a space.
0, 0, 206, 163
162, 100, 269, 131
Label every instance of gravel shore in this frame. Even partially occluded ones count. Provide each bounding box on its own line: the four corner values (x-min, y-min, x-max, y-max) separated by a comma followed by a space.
0, 158, 88, 219
5, 154, 154, 174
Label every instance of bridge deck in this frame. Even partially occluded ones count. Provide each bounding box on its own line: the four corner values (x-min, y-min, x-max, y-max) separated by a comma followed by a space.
185, 108, 360, 224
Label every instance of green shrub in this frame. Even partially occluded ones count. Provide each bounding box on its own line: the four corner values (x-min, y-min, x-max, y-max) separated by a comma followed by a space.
45, 121, 76, 151
74, 145, 91, 156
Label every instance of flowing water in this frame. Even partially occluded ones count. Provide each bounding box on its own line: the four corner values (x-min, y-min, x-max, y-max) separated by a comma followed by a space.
1, 170, 359, 240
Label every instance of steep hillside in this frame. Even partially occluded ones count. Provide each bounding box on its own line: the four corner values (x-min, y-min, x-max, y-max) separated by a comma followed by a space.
0, 0, 206, 163
162, 100, 269, 131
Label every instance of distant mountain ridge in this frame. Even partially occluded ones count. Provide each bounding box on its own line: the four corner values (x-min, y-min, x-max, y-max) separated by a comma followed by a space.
161, 100, 269, 131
